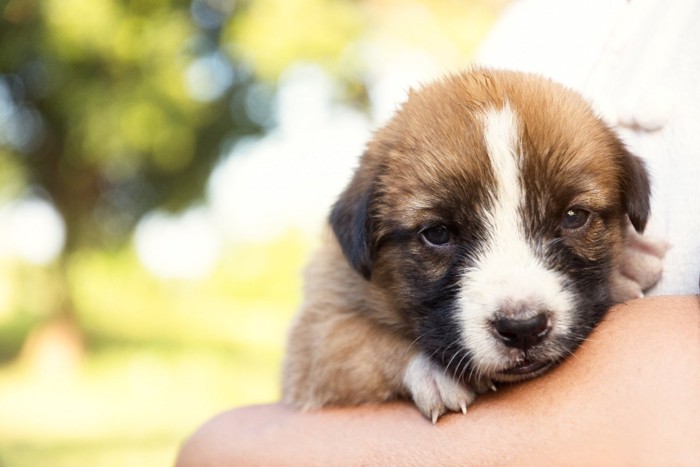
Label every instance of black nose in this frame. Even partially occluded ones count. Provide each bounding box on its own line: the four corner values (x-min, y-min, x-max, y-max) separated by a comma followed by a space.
493, 313, 550, 351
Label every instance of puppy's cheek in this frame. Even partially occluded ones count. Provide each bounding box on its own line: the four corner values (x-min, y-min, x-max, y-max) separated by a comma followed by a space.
566, 218, 624, 263
371, 246, 453, 313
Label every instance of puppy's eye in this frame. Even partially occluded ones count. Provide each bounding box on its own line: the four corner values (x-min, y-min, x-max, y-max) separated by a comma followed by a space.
421, 225, 450, 246
561, 208, 590, 230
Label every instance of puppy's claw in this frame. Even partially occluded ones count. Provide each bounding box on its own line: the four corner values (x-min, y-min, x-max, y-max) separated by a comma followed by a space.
470, 377, 497, 394
404, 354, 477, 423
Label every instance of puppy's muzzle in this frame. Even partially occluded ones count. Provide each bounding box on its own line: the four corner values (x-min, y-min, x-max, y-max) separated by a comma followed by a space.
493, 313, 550, 351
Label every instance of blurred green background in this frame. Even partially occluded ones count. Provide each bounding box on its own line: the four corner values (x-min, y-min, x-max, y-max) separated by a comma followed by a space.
0, 0, 504, 465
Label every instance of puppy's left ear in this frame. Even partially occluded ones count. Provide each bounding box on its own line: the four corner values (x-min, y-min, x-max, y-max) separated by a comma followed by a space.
620, 149, 651, 233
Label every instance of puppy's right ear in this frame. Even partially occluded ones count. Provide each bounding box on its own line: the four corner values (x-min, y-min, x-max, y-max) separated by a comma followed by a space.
620, 148, 651, 233
329, 160, 378, 280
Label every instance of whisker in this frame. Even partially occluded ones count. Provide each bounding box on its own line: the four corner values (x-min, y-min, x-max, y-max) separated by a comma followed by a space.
404, 328, 435, 357
454, 349, 473, 381
445, 343, 465, 376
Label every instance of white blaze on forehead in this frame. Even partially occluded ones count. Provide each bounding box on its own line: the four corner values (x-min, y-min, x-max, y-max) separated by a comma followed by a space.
458, 104, 575, 375
481, 104, 522, 211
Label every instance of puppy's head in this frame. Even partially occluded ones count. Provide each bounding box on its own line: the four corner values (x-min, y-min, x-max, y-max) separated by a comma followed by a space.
331, 69, 650, 384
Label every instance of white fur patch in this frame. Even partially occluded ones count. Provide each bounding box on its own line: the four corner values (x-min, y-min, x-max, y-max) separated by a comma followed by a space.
458, 105, 575, 378
403, 353, 477, 422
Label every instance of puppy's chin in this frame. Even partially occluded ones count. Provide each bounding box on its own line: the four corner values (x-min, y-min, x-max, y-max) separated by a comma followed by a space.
466, 339, 567, 385
491, 359, 555, 383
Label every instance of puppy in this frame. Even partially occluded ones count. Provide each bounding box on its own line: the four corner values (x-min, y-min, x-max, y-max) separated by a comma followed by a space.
282, 68, 663, 422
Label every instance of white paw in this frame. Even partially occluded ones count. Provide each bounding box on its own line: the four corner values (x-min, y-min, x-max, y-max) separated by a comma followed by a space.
403, 353, 477, 423
611, 225, 669, 303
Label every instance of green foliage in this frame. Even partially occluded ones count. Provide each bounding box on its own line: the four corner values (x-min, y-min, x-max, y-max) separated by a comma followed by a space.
0, 148, 26, 202
0, 306, 40, 361
0, 261, 61, 360
68, 233, 307, 347
226, 0, 364, 81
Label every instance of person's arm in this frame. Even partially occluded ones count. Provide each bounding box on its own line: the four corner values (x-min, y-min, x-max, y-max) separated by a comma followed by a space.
176, 296, 700, 466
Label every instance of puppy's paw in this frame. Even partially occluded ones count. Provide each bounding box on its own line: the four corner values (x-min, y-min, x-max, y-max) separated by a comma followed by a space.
403, 353, 477, 423
611, 225, 669, 302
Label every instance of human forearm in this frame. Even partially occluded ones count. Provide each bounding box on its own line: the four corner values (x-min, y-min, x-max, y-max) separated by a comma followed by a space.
177, 296, 700, 466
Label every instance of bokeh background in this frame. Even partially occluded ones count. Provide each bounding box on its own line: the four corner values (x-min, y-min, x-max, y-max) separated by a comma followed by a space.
0, 0, 507, 465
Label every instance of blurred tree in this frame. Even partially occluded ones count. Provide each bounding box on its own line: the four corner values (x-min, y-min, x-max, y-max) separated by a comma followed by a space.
1, 0, 267, 251
0, 0, 269, 355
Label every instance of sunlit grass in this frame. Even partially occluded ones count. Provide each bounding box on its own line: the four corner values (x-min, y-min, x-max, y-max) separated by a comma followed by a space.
1, 440, 172, 467
0, 344, 281, 466
0, 232, 311, 467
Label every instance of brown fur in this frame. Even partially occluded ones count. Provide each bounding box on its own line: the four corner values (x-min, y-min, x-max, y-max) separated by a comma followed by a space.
281, 68, 651, 413
282, 231, 414, 407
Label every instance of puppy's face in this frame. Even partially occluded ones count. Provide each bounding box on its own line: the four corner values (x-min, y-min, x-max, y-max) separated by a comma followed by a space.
331, 70, 650, 385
